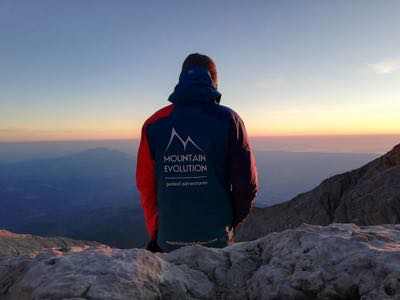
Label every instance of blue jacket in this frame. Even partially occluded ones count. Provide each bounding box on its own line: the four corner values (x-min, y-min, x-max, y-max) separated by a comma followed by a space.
136, 66, 258, 248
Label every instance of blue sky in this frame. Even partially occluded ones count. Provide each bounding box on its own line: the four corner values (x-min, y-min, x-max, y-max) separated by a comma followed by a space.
1, 0, 399, 141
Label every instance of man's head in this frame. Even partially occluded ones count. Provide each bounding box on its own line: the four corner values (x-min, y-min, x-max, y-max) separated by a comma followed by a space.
181, 53, 218, 88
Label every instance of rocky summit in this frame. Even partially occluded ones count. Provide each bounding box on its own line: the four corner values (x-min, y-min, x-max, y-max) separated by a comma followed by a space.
1, 223, 400, 300
236, 143, 400, 242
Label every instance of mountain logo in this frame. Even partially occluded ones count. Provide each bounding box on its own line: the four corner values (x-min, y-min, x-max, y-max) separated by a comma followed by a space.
164, 128, 203, 153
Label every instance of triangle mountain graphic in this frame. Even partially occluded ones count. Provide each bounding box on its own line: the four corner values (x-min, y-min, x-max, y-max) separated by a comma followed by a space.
164, 128, 204, 153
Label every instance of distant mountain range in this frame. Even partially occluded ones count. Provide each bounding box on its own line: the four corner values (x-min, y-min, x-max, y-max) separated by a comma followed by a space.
237, 143, 400, 242
0, 148, 146, 248
0, 145, 379, 248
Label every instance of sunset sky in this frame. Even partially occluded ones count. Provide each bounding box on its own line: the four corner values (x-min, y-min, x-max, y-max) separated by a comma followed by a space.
1, 1, 399, 142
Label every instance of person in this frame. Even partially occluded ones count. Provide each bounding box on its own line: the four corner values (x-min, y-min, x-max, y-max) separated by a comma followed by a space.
136, 53, 258, 252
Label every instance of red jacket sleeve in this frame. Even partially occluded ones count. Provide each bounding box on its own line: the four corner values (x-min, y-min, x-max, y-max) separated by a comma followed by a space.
136, 105, 174, 240
136, 123, 158, 240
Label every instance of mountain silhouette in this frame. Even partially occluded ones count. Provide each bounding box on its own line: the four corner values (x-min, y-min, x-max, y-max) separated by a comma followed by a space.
236, 143, 400, 242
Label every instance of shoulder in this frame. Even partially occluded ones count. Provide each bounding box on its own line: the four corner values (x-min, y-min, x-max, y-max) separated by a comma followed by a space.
216, 104, 244, 124
143, 104, 174, 127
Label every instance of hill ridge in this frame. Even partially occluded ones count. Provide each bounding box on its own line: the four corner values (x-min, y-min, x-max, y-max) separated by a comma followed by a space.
236, 142, 400, 241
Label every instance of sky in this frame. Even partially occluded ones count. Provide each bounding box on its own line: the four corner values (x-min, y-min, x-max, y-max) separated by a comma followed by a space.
0, 0, 399, 142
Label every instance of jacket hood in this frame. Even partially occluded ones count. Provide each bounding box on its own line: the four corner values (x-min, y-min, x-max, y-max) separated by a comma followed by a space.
168, 66, 221, 105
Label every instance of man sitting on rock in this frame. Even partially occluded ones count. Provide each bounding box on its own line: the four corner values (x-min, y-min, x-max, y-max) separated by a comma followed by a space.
136, 53, 258, 252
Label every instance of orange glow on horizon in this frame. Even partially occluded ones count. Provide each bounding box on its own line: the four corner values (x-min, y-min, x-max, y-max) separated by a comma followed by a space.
1, 127, 400, 143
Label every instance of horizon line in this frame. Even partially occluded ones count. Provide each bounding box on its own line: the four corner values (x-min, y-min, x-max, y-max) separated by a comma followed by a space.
1, 133, 400, 144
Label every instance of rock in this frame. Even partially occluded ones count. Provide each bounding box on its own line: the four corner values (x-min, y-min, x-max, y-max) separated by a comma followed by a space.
236, 143, 400, 242
1, 223, 400, 299
0, 230, 101, 257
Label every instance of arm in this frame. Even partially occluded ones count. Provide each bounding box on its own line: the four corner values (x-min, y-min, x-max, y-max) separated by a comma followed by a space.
136, 104, 174, 247
136, 123, 158, 241
228, 112, 259, 230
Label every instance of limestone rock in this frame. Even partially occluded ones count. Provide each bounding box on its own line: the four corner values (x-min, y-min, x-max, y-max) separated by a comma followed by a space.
1, 224, 400, 299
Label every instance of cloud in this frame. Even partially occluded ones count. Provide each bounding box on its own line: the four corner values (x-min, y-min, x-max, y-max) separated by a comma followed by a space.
369, 59, 400, 75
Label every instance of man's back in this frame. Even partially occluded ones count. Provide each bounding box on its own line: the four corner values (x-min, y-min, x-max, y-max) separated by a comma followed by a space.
136, 54, 258, 252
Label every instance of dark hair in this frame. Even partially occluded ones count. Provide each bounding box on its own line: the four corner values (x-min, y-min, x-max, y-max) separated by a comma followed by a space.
182, 53, 218, 86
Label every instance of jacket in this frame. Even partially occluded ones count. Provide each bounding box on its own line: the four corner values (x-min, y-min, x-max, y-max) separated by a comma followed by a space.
136, 66, 258, 247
